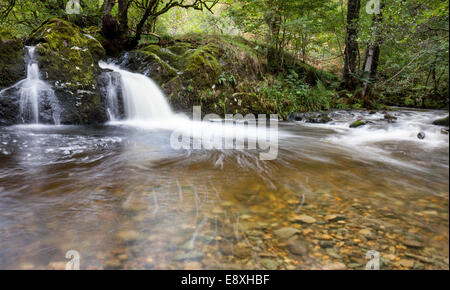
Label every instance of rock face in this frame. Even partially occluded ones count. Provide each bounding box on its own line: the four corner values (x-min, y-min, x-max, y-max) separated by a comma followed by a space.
27, 18, 107, 124
0, 29, 25, 89
0, 29, 25, 126
118, 35, 269, 117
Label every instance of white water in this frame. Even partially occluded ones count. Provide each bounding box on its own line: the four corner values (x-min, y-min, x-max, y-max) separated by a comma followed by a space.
99, 61, 173, 121
0, 46, 60, 124
296, 109, 449, 171
98, 61, 281, 150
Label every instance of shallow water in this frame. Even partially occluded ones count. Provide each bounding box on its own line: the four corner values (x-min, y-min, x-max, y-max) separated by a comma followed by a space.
0, 109, 448, 270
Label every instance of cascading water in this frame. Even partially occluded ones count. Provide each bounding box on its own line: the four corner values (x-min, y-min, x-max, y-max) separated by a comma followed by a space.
99, 61, 173, 121
98, 60, 279, 156
0, 46, 61, 124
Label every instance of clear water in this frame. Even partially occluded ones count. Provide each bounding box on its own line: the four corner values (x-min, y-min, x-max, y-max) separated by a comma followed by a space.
0, 109, 448, 270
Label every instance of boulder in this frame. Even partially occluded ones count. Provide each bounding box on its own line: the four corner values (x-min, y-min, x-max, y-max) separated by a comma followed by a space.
432, 115, 449, 127
27, 18, 107, 124
350, 120, 367, 128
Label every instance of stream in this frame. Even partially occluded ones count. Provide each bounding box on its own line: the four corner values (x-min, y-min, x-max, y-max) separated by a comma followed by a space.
0, 108, 448, 269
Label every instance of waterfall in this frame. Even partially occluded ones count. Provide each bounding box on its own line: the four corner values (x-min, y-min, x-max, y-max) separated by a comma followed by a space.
99, 61, 173, 121
0, 46, 61, 124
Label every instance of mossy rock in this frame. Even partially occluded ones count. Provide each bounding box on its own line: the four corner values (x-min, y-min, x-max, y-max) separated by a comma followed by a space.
118, 50, 178, 85
0, 28, 25, 89
433, 115, 449, 126
141, 44, 183, 70
27, 18, 107, 124
167, 42, 194, 55
183, 44, 221, 88
350, 120, 367, 128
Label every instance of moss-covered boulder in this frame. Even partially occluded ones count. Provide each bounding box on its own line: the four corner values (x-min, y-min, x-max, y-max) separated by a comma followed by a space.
0, 28, 25, 89
433, 115, 449, 126
118, 50, 178, 85
350, 120, 367, 128
27, 18, 107, 124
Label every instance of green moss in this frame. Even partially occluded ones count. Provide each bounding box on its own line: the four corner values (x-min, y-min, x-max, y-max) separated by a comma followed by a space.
0, 28, 25, 88
27, 18, 107, 124
350, 120, 367, 128
433, 116, 449, 126
167, 42, 194, 55
184, 44, 221, 88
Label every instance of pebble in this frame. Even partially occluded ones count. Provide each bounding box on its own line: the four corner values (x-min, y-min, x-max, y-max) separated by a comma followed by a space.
274, 227, 300, 240
359, 229, 375, 240
184, 262, 203, 270
261, 258, 278, 270
398, 259, 415, 268
286, 238, 309, 256
403, 239, 423, 248
116, 230, 141, 242
292, 215, 317, 224
323, 262, 346, 270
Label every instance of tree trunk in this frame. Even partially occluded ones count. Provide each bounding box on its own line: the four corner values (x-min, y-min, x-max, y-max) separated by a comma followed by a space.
118, 0, 130, 36
101, 0, 116, 15
343, 0, 361, 90
361, 1, 384, 103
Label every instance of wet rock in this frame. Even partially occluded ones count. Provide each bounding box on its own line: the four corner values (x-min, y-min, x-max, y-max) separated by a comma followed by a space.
441, 128, 449, 135
19, 263, 35, 270
274, 227, 300, 240
27, 18, 107, 124
403, 239, 423, 248
398, 259, 415, 268
286, 238, 309, 256
116, 230, 141, 242
261, 258, 278, 270
319, 240, 335, 248
184, 261, 203, 270
325, 215, 346, 222
323, 262, 346, 270
359, 229, 375, 240
174, 251, 204, 261
48, 261, 67, 270
417, 132, 426, 140
350, 120, 367, 128
432, 116, 449, 126
289, 112, 332, 124
292, 214, 316, 224
384, 113, 397, 123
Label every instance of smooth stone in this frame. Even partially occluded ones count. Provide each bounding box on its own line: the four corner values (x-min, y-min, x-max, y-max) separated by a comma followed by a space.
403, 239, 423, 248
359, 229, 375, 240
319, 240, 335, 248
325, 215, 346, 222
174, 251, 204, 261
398, 259, 415, 268
48, 261, 67, 270
292, 215, 317, 224
323, 262, 346, 270
274, 227, 300, 240
19, 263, 35, 270
116, 230, 141, 242
417, 132, 426, 140
286, 238, 309, 256
261, 258, 278, 270
184, 261, 203, 270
